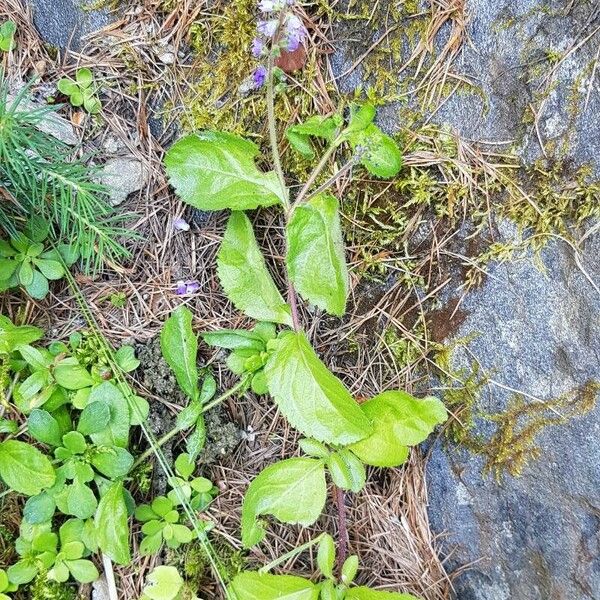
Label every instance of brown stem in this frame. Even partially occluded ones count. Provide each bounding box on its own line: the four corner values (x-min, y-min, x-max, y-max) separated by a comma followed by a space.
287, 280, 301, 331
334, 486, 348, 572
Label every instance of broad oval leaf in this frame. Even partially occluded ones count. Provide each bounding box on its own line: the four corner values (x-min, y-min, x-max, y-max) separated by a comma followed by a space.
165, 131, 288, 211
160, 306, 199, 401
95, 481, 131, 565
217, 212, 292, 326
0, 440, 55, 496
351, 124, 402, 178
264, 331, 371, 444
345, 587, 420, 600
28, 409, 62, 446
287, 194, 348, 316
241, 457, 326, 548
230, 571, 319, 600
88, 382, 130, 449
349, 391, 447, 467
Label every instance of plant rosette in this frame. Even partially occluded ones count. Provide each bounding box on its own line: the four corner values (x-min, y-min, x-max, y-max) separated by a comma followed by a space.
57, 68, 102, 114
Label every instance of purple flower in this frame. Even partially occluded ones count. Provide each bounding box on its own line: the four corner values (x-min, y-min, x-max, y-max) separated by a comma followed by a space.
251, 37, 264, 58
173, 217, 190, 232
175, 280, 200, 295
257, 19, 278, 38
253, 65, 267, 88
258, 0, 277, 10
284, 14, 306, 51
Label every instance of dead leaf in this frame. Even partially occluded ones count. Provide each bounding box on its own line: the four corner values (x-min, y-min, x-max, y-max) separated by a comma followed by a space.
276, 44, 307, 73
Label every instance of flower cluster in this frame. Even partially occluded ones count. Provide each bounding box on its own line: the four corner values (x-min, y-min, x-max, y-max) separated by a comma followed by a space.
249, 0, 307, 89
176, 280, 200, 295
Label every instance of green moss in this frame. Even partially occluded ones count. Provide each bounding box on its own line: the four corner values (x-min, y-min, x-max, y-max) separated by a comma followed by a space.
434, 338, 600, 479
24, 575, 78, 600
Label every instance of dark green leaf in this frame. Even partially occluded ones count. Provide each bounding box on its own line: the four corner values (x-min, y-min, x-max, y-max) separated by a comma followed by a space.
77, 401, 111, 435
186, 415, 206, 461
201, 329, 265, 351
160, 306, 199, 401
264, 331, 371, 444
165, 131, 287, 211
217, 212, 293, 326
0, 440, 55, 496
241, 457, 326, 547
114, 346, 140, 373
287, 194, 348, 316
95, 481, 131, 565
88, 382, 130, 448
23, 493, 56, 524
28, 409, 62, 446
90, 447, 133, 479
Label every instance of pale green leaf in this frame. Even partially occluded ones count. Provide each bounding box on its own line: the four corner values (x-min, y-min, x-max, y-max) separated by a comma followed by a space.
160, 306, 199, 401
165, 131, 287, 211
217, 212, 292, 326
264, 331, 371, 444
317, 534, 335, 579
0, 440, 55, 496
287, 194, 348, 316
142, 566, 184, 600
114, 346, 140, 373
241, 457, 326, 548
349, 391, 447, 467
95, 481, 131, 565
230, 571, 319, 600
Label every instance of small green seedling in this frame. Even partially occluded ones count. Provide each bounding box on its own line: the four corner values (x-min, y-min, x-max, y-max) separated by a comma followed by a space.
0, 218, 79, 300
0, 569, 17, 600
141, 566, 195, 600
0, 21, 16, 52
57, 68, 102, 114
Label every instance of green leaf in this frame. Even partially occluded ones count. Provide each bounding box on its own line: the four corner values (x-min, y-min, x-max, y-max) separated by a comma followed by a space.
88, 382, 130, 448
70, 90, 84, 107
28, 409, 62, 446
0, 317, 43, 353
54, 358, 94, 389
317, 534, 335, 579
160, 306, 199, 401
241, 457, 326, 548
66, 559, 99, 583
186, 415, 206, 461
76, 68, 94, 88
0, 440, 55, 496
344, 104, 376, 135
84, 95, 102, 115
77, 401, 111, 435
57, 78, 77, 95
327, 449, 365, 493
230, 572, 319, 600
95, 481, 131, 565
129, 395, 150, 426
201, 329, 265, 351
174, 453, 194, 479
345, 587, 420, 600
298, 438, 330, 459
7, 560, 38, 585
341, 555, 359, 585
66, 480, 97, 519
264, 331, 371, 444
286, 115, 342, 158
217, 212, 293, 326
25, 270, 49, 300
90, 447, 134, 479
287, 194, 348, 316
142, 566, 184, 600
349, 391, 447, 467
0, 259, 17, 280
350, 124, 402, 178
23, 493, 56, 524
165, 131, 287, 211
176, 399, 202, 430
63, 431, 87, 454
114, 346, 140, 372
34, 259, 64, 280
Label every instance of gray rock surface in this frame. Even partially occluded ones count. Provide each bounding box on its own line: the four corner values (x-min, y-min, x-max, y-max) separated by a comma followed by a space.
98, 157, 149, 206
426, 223, 600, 599
331, 0, 600, 597
28, 0, 110, 50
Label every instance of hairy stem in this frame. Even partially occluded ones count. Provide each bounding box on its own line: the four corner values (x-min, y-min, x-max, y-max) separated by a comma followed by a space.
294, 138, 340, 206
266, 54, 287, 206
304, 156, 359, 203
334, 486, 349, 571
131, 376, 250, 470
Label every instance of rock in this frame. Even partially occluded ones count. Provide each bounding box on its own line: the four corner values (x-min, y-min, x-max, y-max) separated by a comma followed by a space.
27, 0, 111, 50
7, 92, 78, 145
426, 224, 600, 599
91, 576, 110, 600
329, 0, 600, 597
98, 157, 149, 206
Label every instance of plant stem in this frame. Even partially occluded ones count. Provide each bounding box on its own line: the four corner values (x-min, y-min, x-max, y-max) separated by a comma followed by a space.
266, 54, 287, 206
259, 532, 326, 574
334, 486, 349, 571
304, 157, 359, 203
294, 140, 339, 206
131, 376, 250, 470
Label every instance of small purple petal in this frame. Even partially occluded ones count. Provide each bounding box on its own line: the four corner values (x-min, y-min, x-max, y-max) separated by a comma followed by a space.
173, 217, 190, 232
185, 281, 200, 294
258, 0, 276, 11
251, 37, 264, 58
176, 280, 187, 295
257, 19, 278, 38
253, 65, 267, 88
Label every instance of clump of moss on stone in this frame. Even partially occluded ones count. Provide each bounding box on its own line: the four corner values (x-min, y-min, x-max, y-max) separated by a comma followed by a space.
23, 575, 78, 600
